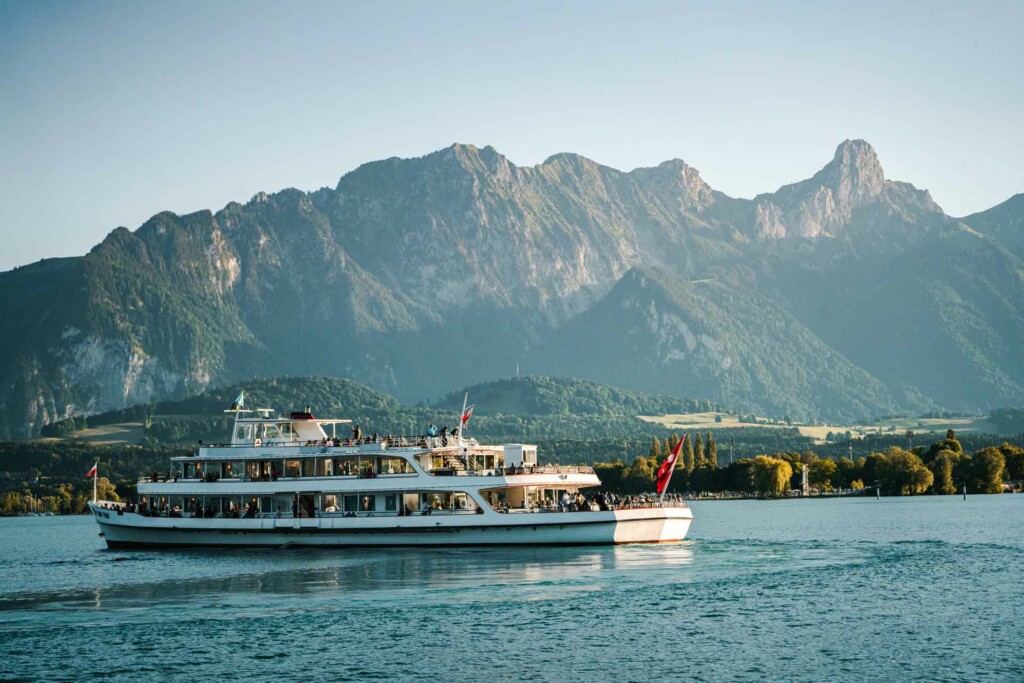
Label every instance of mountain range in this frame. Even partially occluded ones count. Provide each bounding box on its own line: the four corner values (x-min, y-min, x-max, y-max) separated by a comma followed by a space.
1, 139, 1022, 438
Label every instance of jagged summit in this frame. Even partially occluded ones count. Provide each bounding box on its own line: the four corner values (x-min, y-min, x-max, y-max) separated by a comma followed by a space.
819, 138, 886, 201
629, 159, 716, 212
748, 138, 940, 239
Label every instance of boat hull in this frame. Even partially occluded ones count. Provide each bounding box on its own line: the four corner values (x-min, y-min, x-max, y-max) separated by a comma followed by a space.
89, 503, 692, 548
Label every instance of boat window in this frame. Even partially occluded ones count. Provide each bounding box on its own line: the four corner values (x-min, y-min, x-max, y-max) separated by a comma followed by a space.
264, 424, 281, 440
302, 459, 315, 478
235, 424, 252, 441
222, 462, 234, 479
284, 460, 301, 478
343, 495, 359, 512
278, 423, 292, 438
361, 495, 374, 511
384, 494, 397, 511
378, 457, 413, 474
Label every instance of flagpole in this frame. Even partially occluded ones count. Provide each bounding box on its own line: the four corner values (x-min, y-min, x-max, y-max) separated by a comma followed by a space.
459, 392, 468, 448
93, 463, 98, 503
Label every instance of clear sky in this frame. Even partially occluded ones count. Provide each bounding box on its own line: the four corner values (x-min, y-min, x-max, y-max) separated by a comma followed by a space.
1, 0, 1021, 271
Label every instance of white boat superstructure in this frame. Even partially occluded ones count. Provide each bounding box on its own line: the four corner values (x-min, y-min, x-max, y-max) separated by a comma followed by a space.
88, 406, 692, 548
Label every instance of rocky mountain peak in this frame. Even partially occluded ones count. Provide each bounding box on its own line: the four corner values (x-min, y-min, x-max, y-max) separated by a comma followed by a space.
820, 138, 886, 201
629, 159, 716, 212
752, 139, 895, 239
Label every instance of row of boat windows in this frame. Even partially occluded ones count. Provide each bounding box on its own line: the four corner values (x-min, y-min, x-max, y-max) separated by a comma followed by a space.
178, 456, 416, 480
135, 486, 588, 519
140, 491, 479, 517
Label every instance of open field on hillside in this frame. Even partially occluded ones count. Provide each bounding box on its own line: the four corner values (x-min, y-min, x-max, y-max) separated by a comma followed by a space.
639, 412, 997, 443
41, 422, 145, 445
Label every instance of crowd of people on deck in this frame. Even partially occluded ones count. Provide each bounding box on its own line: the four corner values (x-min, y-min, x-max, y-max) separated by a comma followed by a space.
494, 491, 687, 513
296, 424, 463, 449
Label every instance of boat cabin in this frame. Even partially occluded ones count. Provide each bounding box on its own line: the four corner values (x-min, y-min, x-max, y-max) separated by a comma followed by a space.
229, 409, 351, 446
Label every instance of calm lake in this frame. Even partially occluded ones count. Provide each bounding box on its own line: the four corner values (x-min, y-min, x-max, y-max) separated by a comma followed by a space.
1, 496, 1021, 681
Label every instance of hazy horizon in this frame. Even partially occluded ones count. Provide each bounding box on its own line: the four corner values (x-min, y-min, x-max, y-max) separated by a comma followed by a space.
1, 0, 1021, 271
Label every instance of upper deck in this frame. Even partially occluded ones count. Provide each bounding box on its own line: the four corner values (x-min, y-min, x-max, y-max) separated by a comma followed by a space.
141, 403, 599, 496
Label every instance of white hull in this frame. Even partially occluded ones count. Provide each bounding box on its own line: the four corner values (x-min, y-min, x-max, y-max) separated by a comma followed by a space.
90, 503, 691, 548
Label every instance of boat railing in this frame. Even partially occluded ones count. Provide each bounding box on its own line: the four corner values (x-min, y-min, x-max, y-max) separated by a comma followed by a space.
142, 465, 595, 483
494, 500, 689, 513
140, 472, 420, 484
111, 507, 486, 520
429, 464, 595, 477
193, 436, 481, 451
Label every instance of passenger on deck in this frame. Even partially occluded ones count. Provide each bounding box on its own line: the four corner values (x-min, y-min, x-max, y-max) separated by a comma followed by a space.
427, 423, 437, 437
351, 424, 362, 441
560, 492, 570, 511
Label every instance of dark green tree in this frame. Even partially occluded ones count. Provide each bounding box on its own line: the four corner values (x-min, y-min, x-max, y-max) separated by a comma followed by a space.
970, 447, 1005, 494
683, 434, 695, 473
649, 436, 662, 461
929, 449, 961, 495
998, 443, 1024, 481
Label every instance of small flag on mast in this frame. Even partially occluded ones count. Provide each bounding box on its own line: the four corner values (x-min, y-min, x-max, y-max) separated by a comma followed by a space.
229, 390, 245, 411
85, 463, 97, 478
461, 404, 475, 427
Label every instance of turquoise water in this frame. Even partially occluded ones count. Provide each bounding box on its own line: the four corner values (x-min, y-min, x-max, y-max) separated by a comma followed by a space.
1, 496, 1022, 681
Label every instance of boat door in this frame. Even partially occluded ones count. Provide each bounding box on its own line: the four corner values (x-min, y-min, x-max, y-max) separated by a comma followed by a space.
298, 494, 318, 529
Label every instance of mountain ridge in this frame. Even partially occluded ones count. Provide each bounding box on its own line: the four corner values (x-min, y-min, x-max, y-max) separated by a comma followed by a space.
1, 139, 1021, 437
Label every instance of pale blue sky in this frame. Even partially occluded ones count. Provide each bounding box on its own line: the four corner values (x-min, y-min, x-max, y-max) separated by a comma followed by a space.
1, 0, 1021, 271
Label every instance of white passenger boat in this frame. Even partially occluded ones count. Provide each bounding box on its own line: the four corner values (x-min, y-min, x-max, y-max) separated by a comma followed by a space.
87, 401, 692, 548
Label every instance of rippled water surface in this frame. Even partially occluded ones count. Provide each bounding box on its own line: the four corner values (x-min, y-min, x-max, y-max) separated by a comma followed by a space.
2, 496, 1022, 681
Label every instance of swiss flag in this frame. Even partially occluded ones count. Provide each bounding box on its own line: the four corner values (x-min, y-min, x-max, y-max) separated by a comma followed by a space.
655, 437, 683, 494
85, 463, 97, 478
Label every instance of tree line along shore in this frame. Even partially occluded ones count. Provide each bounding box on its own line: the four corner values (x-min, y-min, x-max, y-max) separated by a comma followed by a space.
1, 428, 1022, 516
597, 430, 1023, 498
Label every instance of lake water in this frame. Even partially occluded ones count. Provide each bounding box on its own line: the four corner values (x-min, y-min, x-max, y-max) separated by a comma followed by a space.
1, 496, 1022, 682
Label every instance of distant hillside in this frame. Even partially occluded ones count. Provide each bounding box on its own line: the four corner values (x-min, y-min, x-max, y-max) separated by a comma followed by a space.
433, 376, 715, 416
69, 374, 766, 449
76, 376, 404, 443
88, 376, 398, 424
